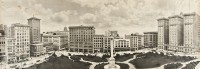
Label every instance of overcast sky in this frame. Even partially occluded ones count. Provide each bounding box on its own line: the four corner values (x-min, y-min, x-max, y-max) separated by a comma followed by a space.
0, 0, 199, 36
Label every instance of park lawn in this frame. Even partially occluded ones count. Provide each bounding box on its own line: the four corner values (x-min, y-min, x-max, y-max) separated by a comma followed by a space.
129, 52, 196, 68
95, 63, 129, 69
25, 54, 91, 69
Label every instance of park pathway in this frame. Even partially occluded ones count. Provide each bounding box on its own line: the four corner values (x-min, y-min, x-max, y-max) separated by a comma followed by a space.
116, 55, 136, 69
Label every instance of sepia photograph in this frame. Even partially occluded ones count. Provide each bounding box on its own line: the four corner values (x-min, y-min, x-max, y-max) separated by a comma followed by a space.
0, 0, 200, 69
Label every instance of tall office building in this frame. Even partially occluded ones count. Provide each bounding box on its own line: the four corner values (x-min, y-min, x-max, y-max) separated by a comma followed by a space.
28, 17, 41, 43
125, 33, 144, 51
168, 15, 184, 51
157, 18, 169, 50
11, 23, 30, 61
183, 13, 200, 53
103, 36, 114, 52
69, 25, 95, 52
144, 32, 158, 48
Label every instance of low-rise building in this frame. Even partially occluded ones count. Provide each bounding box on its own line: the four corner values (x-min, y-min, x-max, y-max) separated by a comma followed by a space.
30, 43, 45, 57
114, 39, 130, 52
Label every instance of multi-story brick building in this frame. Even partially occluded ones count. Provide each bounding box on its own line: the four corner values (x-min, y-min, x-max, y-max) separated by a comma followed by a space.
0, 30, 6, 62
144, 32, 158, 48
69, 25, 95, 53
125, 33, 144, 51
93, 35, 104, 52
10, 23, 30, 61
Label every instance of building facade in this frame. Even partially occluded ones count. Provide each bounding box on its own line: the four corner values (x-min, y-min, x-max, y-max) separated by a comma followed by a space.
125, 33, 144, 51
157, 18, 169, 50
183, 13, 200, 53
11, 23, 30, 61
114, 39, 130, 52
93, 35, 104, 52
28, 17, 41, 43
144, 32, 158, 48
0, 31, 6, 62
168, 15, 184, 51
69, 25, 95, 53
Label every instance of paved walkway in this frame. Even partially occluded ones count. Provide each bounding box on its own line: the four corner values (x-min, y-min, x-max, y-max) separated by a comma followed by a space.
116, 55, 136, 69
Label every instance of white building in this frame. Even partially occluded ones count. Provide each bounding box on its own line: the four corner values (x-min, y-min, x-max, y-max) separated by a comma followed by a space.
11, 23, 30, 61
157, 18, 169, 50
183, 13, 200, 53
168, 15, 184, 51
114, 39, 130, 52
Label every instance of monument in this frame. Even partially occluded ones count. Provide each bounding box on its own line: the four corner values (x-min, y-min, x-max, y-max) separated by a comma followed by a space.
104, 39, 120, 69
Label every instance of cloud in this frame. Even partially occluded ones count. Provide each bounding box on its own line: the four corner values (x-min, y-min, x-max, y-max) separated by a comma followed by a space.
1, 0, 198, 35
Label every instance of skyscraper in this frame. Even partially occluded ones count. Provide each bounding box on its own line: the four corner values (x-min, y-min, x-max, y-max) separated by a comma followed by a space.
183, 13, 200, 53
168, 15, 184, 51
157, 18, 169, 50
69, 25, 95, 52
28, 17, 41, 43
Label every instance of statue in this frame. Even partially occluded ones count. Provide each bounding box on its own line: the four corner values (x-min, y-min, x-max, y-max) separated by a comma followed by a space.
104, 39, 120, 69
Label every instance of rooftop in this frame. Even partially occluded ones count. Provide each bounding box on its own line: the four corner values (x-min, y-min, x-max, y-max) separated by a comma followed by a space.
183, 12, 196, 16
144, 32, 158, 34
157, 17, 168, 21
168, 15, 183, 19
69, 25, 94, 28
12, 23, 30, 27
27, 17, 40, 20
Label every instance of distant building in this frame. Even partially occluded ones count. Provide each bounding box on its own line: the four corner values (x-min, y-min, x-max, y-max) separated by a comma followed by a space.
30, 43, 45, 57
28, 17, 41, 43
69, 25, 95, 53
105, 30, 120, 39
125, 33, 144, 51
93, 35, 104, 52
157, 18, 169, 50
183, 13, 200, 53
168, 15, 184, 51
114, 39, 130, 52
144, 32, 158, 48
0, 31, 6, 62
10, 23, 30, 61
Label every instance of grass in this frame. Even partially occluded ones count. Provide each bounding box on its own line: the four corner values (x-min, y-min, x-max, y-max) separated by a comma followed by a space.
24, 54, 91, 69
94, 63, 129, 69
164, 63, 182, 69
129, 52, 196, 68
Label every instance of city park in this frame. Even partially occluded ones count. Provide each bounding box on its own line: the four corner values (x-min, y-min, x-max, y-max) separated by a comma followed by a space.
2, 40, 200, 69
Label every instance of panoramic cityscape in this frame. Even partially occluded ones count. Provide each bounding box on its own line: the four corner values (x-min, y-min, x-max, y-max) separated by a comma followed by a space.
0, 0, 200, 69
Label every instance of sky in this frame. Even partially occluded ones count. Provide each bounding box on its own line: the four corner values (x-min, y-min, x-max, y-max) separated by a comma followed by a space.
0, 0, 199, 36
